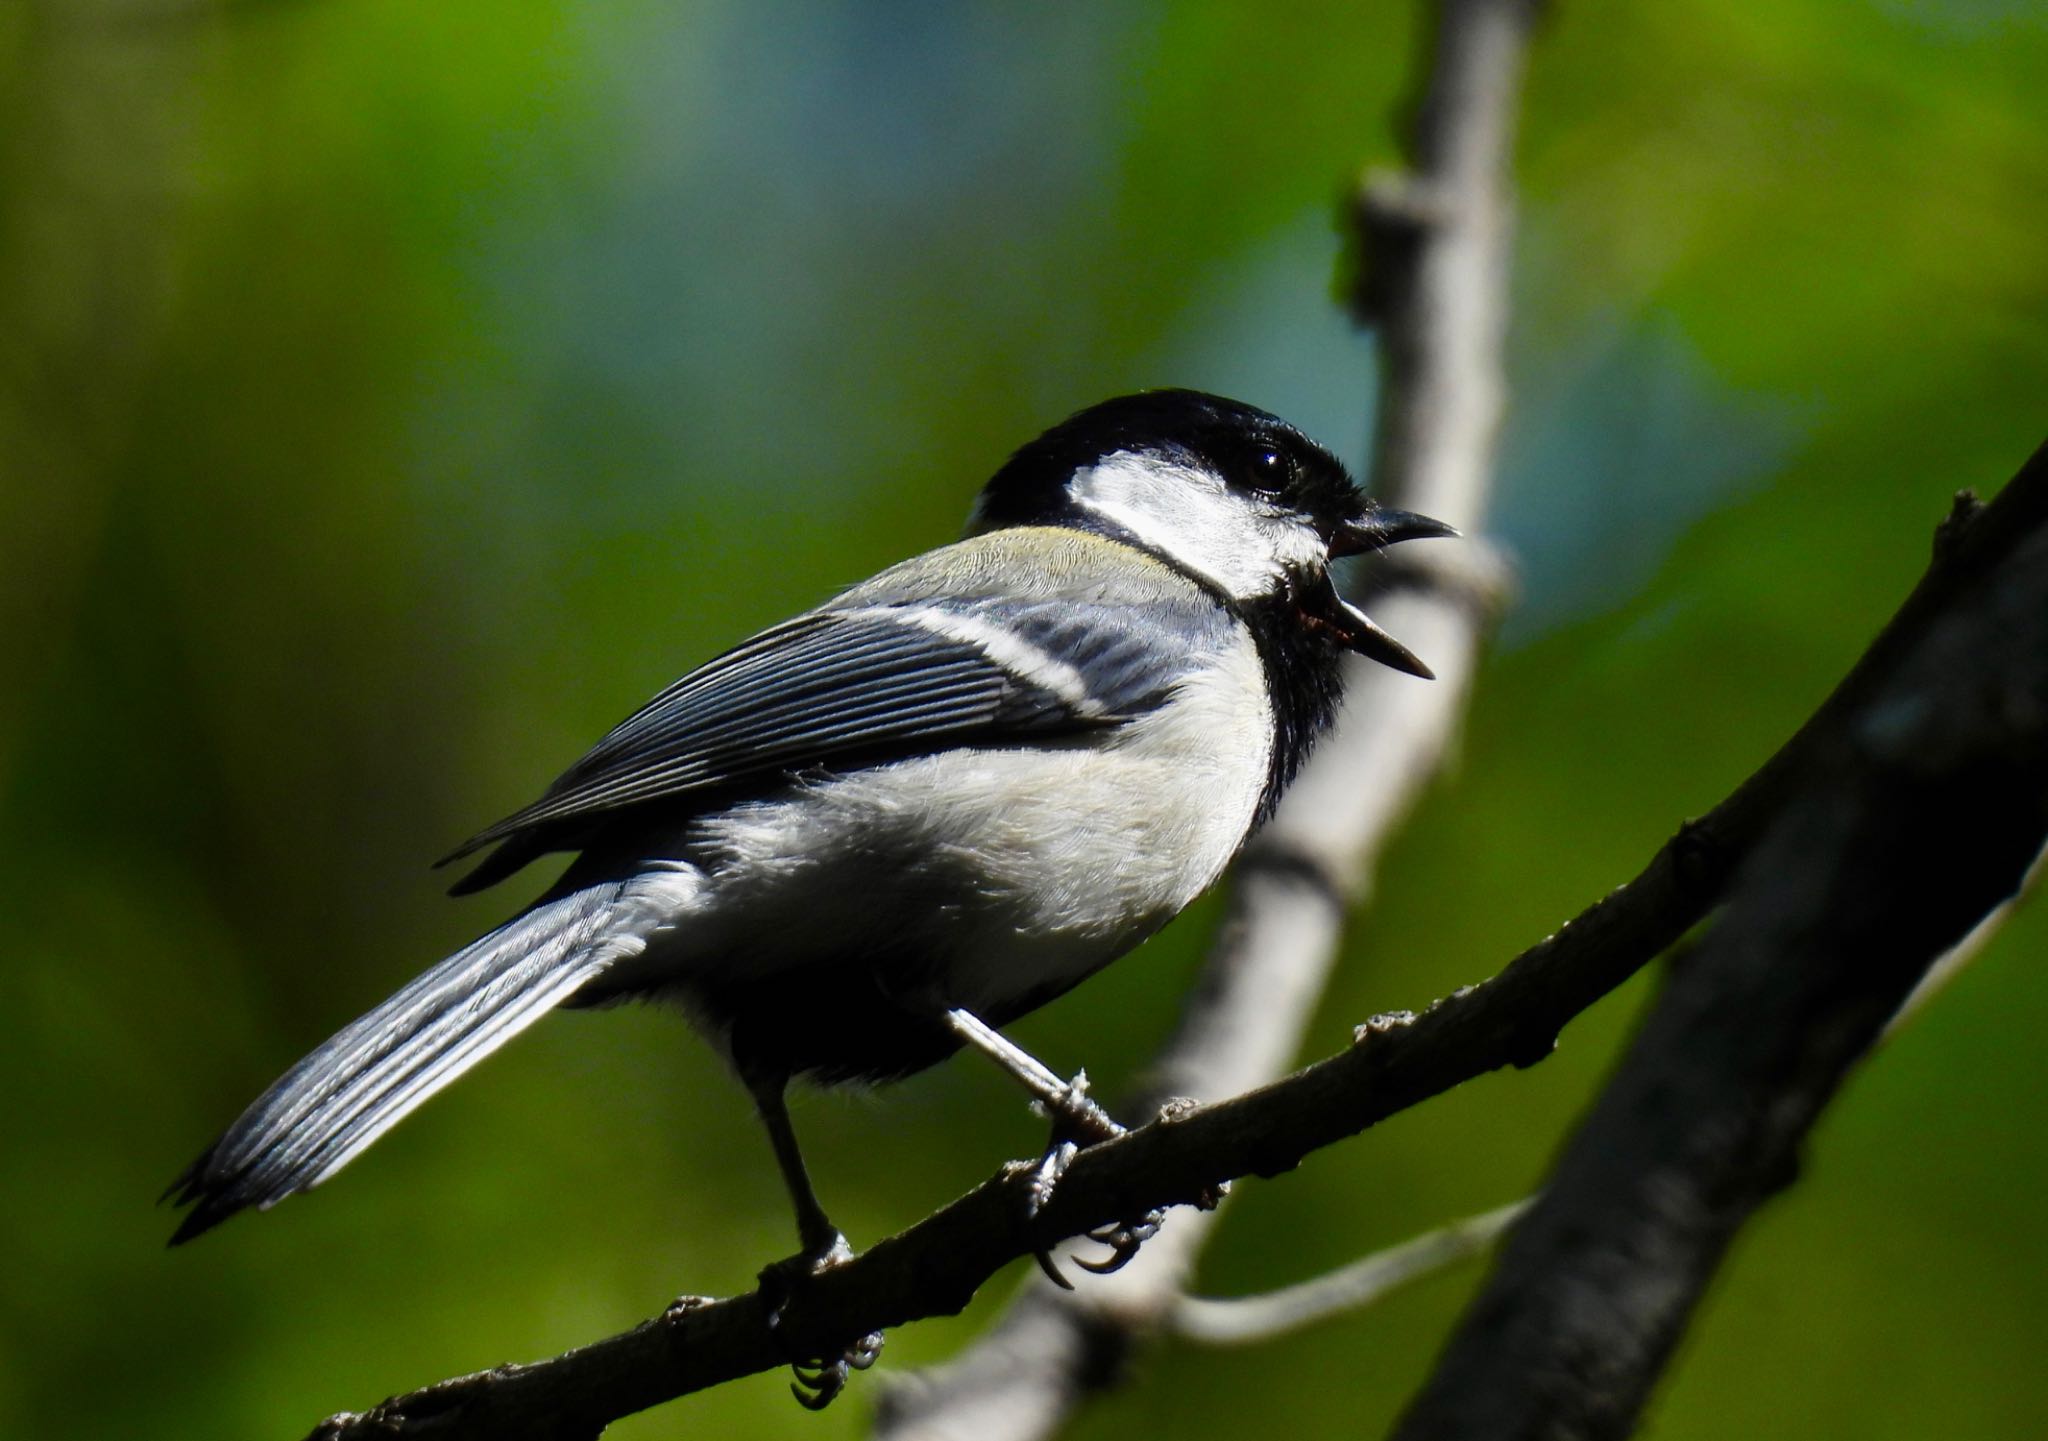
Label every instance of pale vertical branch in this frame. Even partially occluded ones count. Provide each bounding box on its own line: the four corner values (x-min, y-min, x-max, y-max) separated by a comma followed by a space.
871, 4, 1540, 1437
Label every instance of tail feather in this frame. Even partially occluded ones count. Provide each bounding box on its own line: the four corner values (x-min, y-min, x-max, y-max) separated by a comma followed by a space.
167, 883, 629, 1244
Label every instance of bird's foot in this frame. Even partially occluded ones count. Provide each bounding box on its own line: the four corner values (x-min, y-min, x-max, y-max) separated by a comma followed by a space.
1015, 1074, 1170, 1287
1068, 1207, 1168, 1278
788, 1331, 884, 1412
758, 1232, 886, 1410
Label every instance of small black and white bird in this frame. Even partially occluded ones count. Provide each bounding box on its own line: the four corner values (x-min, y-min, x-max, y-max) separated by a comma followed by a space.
167, 390, 1451, 1282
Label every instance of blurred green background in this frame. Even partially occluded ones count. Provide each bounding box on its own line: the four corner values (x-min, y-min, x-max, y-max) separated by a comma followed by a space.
3, 1, 2044, 1437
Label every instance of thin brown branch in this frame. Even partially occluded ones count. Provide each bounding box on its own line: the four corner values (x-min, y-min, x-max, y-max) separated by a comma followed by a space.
1171, 1199, 1531, 1347
874, 0, 1536, 1433
1391, 451, 2048, 1441
303, 443, 2048, 1441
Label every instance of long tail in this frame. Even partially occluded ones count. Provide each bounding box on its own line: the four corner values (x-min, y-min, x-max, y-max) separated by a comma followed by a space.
166, 881, 642, 1244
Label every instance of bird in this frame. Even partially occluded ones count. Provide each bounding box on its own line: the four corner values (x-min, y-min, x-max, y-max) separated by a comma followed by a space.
166, 388, 1451, 1395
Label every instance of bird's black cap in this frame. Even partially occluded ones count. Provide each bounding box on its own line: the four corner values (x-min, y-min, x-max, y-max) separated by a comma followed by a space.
975, 389, 1367, 536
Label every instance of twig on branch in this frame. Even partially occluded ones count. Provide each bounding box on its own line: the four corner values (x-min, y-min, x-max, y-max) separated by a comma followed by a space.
303, 445, 2048, 1441
874, 0, 1536, 1434
1391, 454, 2048, 1441
1171, 1198, 1531, 1347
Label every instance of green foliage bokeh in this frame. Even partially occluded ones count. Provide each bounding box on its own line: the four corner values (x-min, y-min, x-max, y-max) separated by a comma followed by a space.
2, 2, 2044, 1437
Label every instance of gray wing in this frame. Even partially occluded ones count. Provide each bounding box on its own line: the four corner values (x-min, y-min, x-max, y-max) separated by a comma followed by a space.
439, 593, 1234, 892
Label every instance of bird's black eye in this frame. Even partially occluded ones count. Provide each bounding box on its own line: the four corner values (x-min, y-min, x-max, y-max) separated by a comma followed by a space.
1249, 447, 1292, 496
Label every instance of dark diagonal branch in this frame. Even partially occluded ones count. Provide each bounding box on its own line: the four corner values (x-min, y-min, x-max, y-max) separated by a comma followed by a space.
1390, 455, 2048, 1440
306, 443, 2048, 1441
874, 1, 1536, 1434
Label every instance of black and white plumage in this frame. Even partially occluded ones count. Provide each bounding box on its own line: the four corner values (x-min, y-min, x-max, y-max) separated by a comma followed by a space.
166, 390, 1452, 1256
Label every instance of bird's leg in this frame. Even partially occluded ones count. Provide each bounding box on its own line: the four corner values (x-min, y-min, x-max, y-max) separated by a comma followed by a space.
943, 1008, 1123, 1141
744, 1070, 884, 1410
942, 1008, 1167, 1285
750, 1069, 847, 1266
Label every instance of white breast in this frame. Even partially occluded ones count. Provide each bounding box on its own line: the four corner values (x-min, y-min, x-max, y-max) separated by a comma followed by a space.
635, 626, 1274, 1019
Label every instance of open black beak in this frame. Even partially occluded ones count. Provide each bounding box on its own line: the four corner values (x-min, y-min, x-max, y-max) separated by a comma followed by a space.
1329, 595, 1435, 678
1322, 504, 1458, 679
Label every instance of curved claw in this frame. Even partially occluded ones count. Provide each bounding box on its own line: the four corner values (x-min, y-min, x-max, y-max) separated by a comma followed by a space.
790, 1359, 849, 1411
787, 1330, 885, 1409
1033, 1245, 1077, 1290
1071, 1208, 1166, 1275
1072, 1244, 1140, 1277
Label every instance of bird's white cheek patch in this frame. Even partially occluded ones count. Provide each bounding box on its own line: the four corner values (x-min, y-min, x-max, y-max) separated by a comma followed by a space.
1069, 453, 1321, 601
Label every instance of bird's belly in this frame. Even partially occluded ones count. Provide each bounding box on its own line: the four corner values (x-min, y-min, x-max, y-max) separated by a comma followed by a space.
608, 653, 1274, 1077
